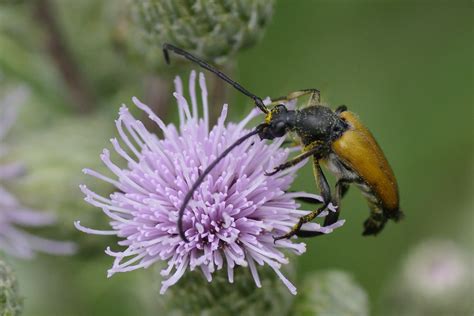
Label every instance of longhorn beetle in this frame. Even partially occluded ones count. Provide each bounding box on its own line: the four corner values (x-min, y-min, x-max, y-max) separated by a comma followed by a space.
163, 43, 403, 243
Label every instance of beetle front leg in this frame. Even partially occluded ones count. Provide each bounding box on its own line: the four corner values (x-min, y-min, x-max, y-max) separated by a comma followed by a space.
265, 141, 323, 176
268, 89, 321, 107
274, 158, 331, 241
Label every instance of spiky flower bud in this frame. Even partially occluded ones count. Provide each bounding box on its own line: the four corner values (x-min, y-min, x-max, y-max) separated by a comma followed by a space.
0, 259, 22, 316
133, 0, 274, 64
294, 271, 369, 316
155, 264, 295, 316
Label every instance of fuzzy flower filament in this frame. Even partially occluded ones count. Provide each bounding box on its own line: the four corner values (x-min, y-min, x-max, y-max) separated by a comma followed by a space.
76, 71, 344, 294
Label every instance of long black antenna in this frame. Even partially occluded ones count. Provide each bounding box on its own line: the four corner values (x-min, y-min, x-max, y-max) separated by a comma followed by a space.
177, 125, 265, 242
163, 43, 269, 114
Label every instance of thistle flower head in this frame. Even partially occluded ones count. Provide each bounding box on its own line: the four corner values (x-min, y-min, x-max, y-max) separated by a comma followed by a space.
401, 240, 473, 300
383, 239, 474, 316
0, 87, 76, 259
76, 71, 344, 294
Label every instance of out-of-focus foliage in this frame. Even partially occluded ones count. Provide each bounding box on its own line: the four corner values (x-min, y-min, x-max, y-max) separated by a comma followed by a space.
294, 271, 368, 316
0, 4, 64, 109
133, 0, 274, 65
0, 259, 22, 316
8, 108, 120, 256
0, 0, 24, 6
0, 1, 141, 111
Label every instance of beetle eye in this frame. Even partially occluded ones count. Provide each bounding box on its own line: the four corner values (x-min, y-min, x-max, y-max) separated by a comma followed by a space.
275, 121, 285, 130
272, 121, 286, 137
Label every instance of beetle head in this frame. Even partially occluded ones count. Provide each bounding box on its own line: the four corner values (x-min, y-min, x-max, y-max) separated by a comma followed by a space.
259, 104, 293, 140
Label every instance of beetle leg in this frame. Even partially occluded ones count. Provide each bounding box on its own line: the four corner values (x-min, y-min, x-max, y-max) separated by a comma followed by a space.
265, 142, 323, 176
362, 208, 388, 236
268, 89, 321, 107
339, 180, 350, 199
292, 193, 323, 205
281, 138, 300, 148
295, 179, 350, 238
322, 179, 349, 225
336, 105, 348, 114
274, 158, 331, 241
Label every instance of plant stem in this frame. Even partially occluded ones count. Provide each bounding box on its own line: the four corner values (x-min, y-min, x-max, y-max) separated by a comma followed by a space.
143, 75, 171, 135
32, 0, 95, 113
209, 64, 232, 125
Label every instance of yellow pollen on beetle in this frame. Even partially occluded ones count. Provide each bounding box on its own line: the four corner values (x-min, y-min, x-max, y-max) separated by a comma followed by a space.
265, 111, 273, 124
303, 140, 323, 152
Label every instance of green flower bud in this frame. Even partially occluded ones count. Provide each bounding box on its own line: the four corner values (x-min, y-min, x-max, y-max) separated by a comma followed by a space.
294, 270, 369, 316
0, 259, 22, 316
133, 0, 275, 65
154, 265, 295, 316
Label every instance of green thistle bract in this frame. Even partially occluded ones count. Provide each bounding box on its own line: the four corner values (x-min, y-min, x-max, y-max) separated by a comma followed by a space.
134, 0, 274, 64
0, 259, 22, 316
155, 265, 295, 316
294, 271, 369, 316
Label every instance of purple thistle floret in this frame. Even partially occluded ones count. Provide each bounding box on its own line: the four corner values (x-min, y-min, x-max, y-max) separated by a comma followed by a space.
75, 72, 344, 294
0, 87, 76, 259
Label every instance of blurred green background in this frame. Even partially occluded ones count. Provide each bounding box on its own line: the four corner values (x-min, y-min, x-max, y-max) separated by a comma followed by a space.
0, 0, 472, 315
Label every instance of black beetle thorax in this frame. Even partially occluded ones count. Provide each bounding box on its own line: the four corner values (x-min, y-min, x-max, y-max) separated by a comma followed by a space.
283, 110, 297, 129
294, 106, 340, 146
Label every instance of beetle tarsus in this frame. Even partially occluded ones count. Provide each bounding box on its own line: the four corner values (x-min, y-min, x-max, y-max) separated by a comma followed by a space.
162, 44, 171, 64
264, 168, 280, 176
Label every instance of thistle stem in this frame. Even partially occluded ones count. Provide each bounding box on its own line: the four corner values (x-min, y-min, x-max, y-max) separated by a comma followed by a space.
32, 0, 95, 113
143, 75, 171, 135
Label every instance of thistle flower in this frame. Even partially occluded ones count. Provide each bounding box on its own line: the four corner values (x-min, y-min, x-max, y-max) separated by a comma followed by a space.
383, 239, 474, 315
75, 71, 344, 294
0, 87, 76, 259
403, 240, 471, 298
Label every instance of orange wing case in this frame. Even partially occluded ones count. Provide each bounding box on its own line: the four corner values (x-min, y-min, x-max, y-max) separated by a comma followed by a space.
331, 111, 399, 213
